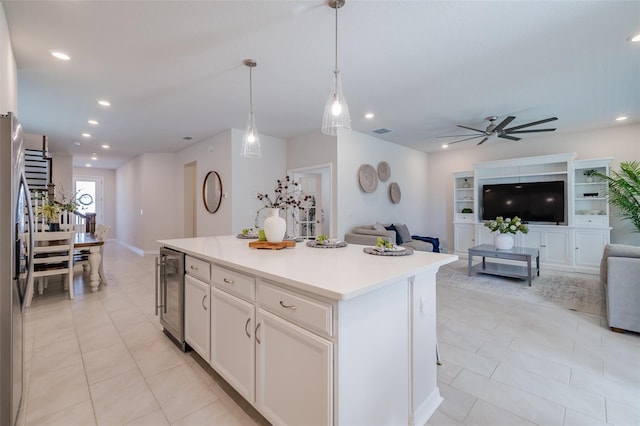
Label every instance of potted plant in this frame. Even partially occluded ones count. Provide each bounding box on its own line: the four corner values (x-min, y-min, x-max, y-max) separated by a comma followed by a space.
595, 161, 640, 233
484, 216, 529, 250
256, 176, 312, 242
35, 190, 79, 231
583, 169, 598, 183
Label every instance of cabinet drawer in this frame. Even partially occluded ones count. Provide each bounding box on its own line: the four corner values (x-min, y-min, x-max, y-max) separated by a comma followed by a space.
575, 215, 608, 226
260, 283, 332, 338
186, 256, 210, 282
212, 265, 255, 302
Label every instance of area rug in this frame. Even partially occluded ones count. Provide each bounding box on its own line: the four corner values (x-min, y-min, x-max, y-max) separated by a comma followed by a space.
437, 260, 605, 316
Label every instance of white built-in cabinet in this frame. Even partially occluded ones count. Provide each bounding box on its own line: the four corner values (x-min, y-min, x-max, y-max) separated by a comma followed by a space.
184, 258, 211, 361
452, 153, 612, 274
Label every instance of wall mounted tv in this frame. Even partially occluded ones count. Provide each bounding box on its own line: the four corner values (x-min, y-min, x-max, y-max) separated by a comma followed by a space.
482, 181, 565, 223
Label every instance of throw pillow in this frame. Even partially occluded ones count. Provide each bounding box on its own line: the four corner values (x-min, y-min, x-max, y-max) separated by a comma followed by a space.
373, 222, 386, 232
384, 224, 403, 245
393, 223, 412, 244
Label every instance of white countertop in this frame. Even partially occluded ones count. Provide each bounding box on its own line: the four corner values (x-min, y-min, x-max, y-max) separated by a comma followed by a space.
159, 235, 458, 301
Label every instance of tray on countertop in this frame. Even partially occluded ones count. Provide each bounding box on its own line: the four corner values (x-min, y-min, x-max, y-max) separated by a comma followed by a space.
249, 240, 296, 250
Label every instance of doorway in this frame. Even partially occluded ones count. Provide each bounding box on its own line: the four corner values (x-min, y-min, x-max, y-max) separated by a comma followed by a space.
289, 164, 332, 239
184, 162, 197, 237
73, 176, 104, 225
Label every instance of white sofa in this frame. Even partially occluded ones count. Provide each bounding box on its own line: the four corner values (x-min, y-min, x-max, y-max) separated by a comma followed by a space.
600, 244, 640, 333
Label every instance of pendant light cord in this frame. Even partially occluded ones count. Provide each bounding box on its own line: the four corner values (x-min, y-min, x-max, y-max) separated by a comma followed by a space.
334, 2, 338, 74
249, 66, 254, 114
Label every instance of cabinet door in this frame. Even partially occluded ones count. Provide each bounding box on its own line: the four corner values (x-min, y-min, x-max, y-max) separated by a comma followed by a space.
544, 229, 572, 265
210, 287, 255, 402
185, 275, 210, 361
575, 230, 609, 269
256, 309, 333, 426
454, 223, 476, 255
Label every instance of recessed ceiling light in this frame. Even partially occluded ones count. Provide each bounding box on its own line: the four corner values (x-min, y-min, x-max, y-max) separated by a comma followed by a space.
73, 141, 81, 146
616, 116, 628, 121
85, 163, 92, 167
88, 119, 99, 125
629, 33, 640, 42
98, 100, 111, 107
82, 133, 91, 138
101, 144, 110, 149
364, 113, 375, 119
91, 156, 98, 161
49, 50, 70, 61
441, 144, 449, 149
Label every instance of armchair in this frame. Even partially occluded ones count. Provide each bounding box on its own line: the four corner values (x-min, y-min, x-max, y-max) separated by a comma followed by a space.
600, 244, 640, 333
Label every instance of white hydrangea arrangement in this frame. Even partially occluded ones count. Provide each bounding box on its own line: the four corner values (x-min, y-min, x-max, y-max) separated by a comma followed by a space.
484, 216, 529, 235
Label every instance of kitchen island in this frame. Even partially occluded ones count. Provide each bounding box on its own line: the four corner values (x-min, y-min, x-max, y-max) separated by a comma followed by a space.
159, 235, 457, 425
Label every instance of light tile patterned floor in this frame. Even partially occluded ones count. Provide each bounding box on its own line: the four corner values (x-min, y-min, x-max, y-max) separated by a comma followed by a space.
20, 243, 640, 425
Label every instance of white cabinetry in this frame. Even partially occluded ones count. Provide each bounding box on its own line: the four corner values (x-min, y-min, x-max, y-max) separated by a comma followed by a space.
453, 223, 476, 257
210, 287, 255, 402
184, 256, 211, 361
256, 309, 333, 425
452, 154, 611, 274
453, 171, 475, 222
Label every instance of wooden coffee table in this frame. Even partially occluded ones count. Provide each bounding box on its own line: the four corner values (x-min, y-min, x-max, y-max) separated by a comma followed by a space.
468, 244, 540, 286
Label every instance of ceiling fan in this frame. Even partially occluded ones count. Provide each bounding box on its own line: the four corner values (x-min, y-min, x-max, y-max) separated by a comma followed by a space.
438, 115, 558, 146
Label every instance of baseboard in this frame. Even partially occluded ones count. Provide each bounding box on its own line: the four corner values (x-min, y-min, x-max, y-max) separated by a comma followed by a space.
116, 240, 145, 256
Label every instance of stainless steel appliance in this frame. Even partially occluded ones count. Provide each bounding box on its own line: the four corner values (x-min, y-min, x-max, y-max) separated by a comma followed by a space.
0, 113, 33, 426
155, 247, 186, 351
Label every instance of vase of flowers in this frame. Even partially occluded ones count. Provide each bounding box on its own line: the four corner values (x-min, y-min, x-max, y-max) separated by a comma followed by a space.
484, 216, 528, 250
256, 176, 312, 243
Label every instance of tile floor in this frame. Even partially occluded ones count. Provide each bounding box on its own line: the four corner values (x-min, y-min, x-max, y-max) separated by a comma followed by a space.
19, 242, 640, 425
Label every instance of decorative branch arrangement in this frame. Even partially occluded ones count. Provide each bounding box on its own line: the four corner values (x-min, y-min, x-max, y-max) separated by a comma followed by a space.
257, 175, 313, 209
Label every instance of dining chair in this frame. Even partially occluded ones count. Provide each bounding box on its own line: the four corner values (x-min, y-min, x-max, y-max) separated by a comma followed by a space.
27, 231, 76, 305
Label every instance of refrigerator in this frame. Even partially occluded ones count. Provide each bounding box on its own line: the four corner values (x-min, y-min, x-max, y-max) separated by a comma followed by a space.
156, 247, 186, 351
0, 112, 33, 426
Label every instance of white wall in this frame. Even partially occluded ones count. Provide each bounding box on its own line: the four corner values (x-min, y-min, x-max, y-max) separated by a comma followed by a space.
0, 3, 17, 115
176, 130, 233, 237
288, 131, 338, 236
115, 156, 144, 252
336, 130, 430, 239
73, 167, 117, 237
231, 128, 288, 232
427, 124, 640, 250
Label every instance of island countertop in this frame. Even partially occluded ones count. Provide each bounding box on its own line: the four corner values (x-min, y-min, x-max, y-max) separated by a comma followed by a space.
159, 235, 457, 301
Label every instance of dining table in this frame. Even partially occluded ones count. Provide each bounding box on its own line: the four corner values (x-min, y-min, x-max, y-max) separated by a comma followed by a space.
74, 232, 105, 292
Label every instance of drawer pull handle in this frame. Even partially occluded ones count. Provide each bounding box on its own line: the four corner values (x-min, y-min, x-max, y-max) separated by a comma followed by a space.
223, 278, 234, 284
279, 301, 297, 310
190, 265, 198, 270
255, 323, 261, 344
202, 294, 208, 311
245, 318, 251, 338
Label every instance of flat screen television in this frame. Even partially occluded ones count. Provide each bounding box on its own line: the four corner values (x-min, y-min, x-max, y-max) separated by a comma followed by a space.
481, 181, 565, 223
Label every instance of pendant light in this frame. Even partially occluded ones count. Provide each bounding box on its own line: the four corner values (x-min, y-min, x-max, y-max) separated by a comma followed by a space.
241, 59, 261, 157
321, 0, 351, 136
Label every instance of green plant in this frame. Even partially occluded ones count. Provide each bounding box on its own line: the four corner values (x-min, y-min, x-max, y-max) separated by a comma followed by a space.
461, 207, 473, 214
484, 216, 529, 235
317, 234, 328, 243
376, 236, 393, 249
595, 161, 640, 232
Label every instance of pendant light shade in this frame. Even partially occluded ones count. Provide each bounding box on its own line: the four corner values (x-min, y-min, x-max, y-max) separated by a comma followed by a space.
321, 0, 351, 136
241, 59, 261, 157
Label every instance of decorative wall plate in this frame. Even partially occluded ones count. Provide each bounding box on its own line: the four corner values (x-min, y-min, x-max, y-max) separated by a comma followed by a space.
358, 164, 378, 193
389, 182, 401, 203
377, 161, 391, 182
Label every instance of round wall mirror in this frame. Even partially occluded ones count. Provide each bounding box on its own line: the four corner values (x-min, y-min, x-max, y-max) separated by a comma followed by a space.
203, 171, 223, 214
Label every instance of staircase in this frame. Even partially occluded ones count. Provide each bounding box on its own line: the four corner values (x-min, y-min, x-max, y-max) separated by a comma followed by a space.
25, 148, 50, 194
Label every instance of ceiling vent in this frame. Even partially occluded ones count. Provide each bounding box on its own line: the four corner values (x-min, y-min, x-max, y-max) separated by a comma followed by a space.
372, 128, 392, 134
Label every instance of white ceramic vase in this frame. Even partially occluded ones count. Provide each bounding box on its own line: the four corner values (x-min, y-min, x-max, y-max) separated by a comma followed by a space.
263, 208, 286, 243
494, 233, 514, 250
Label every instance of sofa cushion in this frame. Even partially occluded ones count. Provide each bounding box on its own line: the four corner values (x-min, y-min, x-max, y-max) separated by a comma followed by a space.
601, 244, 640, 283
373, 222, 387, 232
393, 223, 412, 244
384, 224, 403, 244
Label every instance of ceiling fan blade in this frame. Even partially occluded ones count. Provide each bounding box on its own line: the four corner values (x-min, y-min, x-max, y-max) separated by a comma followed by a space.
492, 116, 516, 132
446, 135, 487, 145
476, 137, 489, 145
435, 134, 481, 138
499, 134, 522, 141
504, 117, 558, 132
456, 124, 487, 133
507, 128, 556, 134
